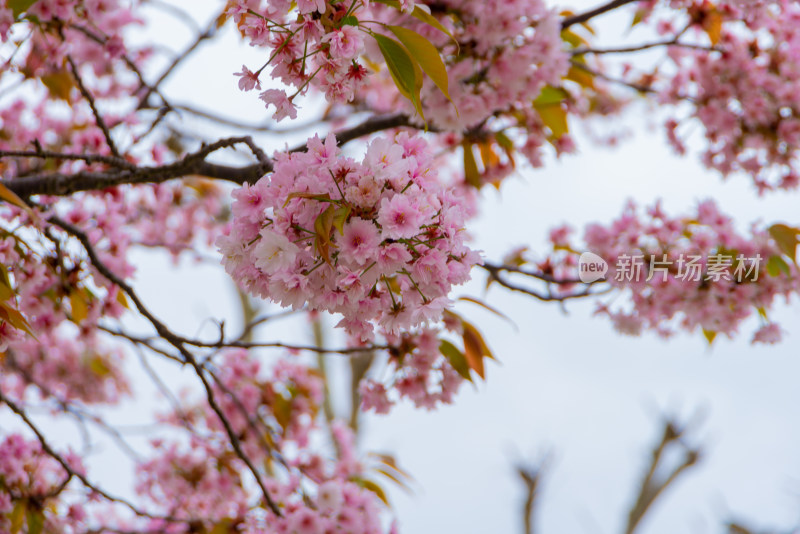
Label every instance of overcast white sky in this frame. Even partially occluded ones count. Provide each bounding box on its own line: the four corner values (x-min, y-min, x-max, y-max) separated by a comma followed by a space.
6, 1, 800, 533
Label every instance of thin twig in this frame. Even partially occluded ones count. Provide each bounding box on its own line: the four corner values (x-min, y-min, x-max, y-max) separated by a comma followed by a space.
67, 56, 121, 159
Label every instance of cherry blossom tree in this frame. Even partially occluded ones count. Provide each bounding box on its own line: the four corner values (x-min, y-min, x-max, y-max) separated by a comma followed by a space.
0, 0, 798, 532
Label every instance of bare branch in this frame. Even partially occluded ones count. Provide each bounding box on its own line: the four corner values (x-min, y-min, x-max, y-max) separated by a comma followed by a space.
561, 0, 641, 29
48, 216, 283, 517
625, 419, 702, 534
67, 56, 121, 158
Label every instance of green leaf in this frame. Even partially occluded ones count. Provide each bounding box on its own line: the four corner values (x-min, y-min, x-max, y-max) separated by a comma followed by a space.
9, 500, 25, 534
374, 0, 457, 44
26, 507, 44, 534
340, 15, 359, 26
332, 205, 351, 236
534, 85, 569, 107
314, 205, 336, 265
439, 339, 472, 382
373, 33, 425, 120
9, 0, 38, 18
462, 141, 481, 188
768, 223, 800, 264
387, 25, 451, 102
766, 255, 791, 277
535, 104, 569, 139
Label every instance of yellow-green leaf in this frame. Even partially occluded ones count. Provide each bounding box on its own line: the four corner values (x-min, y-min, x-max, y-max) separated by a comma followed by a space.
702, 328, 717, 346
703, 9, 722, 46
26, 508, 44, 534
69, 288, 89, 323
462, 141, 480, 188
373, 33, 425, 121
332, 205, 351, 236
10, 500, 26, 534
768, 223, 800, 264
9, 0, 38, 18
535, 104, 569, 139
314, 205, 336, 265
534, 85, 569, 107
374, 0, 457, 44
350, 477, 390, 506
387, 25, 451, 102
40, 70, 75, 101
439, 339, 472, 382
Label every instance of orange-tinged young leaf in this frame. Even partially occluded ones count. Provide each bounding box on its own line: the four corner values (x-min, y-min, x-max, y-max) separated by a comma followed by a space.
0, 301, 34, 337
462, 319, 495, 360
375, 467, 413, 493
41, 70, 75, 101
0, 182, 33, 213
768, 223, 800, 264
462, 327, 485, 378
69, 288, 89, 323
388, 25, 452, 104
115, 288, 130, 310
439, 339, 472, 382
766, 254, 791, 277
703, 9, 723, 45
457, 296, 516, 327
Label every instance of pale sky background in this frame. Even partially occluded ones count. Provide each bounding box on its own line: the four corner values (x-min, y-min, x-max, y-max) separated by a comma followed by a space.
4, 1, 800, 533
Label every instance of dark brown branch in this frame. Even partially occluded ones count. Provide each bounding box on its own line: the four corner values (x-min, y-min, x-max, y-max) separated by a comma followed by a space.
561, 0, 641, 29
518, 463, 546, 534
48, 217, 283, 517
0, 388, 170, 521
573, 40, 715, 56
6, 136, 272, 198
67, 56, 121, 158
0, 149, 134, 169
481, 263, 607, 302
5, 114, 414, 198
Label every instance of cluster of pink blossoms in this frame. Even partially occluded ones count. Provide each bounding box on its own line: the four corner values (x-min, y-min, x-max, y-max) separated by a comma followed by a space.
218, 132, 480, 341
229, 0, 372, 120
135, 350, 391, 534
359, 326, 465, 413
660, 0, 800, 191
541, 201, 799, 343
0, 434, 87, 534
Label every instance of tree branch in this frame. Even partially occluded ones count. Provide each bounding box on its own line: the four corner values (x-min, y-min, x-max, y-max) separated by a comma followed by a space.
3, 113, 415, 198
561, 0, 641, 29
